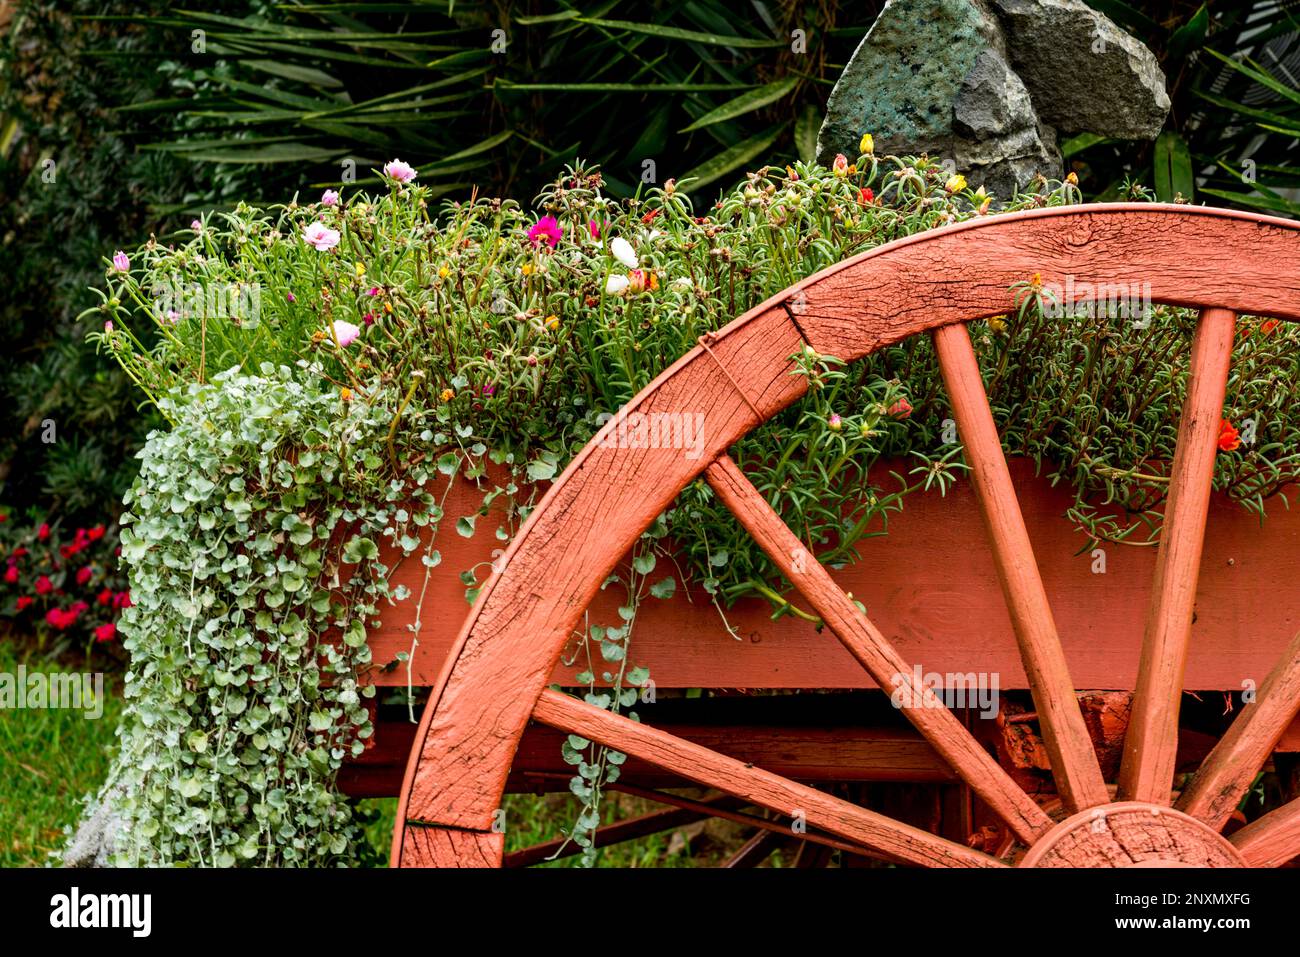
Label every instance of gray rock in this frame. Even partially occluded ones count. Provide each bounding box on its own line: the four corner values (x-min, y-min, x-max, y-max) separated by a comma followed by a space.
817, 0, 1061, 196
816, 0, 1169, 196
993, 0, 1170, 138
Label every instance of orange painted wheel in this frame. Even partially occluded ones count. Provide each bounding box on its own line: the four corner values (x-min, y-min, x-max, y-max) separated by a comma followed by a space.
393, 204, 1300, 868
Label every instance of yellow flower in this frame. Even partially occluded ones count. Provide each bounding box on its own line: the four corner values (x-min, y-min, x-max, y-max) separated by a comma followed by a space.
521, 263, 533, 276
383, 302, 393, 314
988, 315, 1007, 333
440, 388, 455, 402
859, 133, 874, 155
544, 314, 560, 331
945, 173, 967, 193
340, 387, 353, 402
355, 262, 366, 277
1066, 171, 1079, 186
437, 265, 450, 279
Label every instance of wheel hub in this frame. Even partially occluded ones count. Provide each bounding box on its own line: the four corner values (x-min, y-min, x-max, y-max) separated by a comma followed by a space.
1020, 801, 1245, 868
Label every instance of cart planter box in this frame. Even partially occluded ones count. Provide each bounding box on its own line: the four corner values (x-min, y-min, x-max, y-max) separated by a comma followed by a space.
367, 459, 1300, 694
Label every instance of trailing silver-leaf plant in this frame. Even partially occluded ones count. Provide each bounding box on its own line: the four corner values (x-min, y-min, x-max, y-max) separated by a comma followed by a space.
97, 365, 445, 866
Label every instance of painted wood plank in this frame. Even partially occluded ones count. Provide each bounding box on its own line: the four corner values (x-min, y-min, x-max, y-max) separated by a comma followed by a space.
704, 453, 1050, 843
934, 322, 1109, 814
1119, 309, 1237, 805
367, 458, 1300, 692
531, 688, 1004, 868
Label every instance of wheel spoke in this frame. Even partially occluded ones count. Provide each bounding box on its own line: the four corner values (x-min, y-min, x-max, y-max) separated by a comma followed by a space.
933, 322, 1109, 812
705, 454, 1051, 843
1178, 628, 1300, 829
1118, 308, 1237, 804
1230, 798, 1300, 868
533, 688, 1005, 868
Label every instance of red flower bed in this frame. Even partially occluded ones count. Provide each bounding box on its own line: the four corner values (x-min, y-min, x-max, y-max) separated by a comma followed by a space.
0, 510, 129, 662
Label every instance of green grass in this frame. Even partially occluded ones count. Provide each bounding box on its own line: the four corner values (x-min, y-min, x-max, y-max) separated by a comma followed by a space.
0, 638, 741, 868
0, 641, 122, 867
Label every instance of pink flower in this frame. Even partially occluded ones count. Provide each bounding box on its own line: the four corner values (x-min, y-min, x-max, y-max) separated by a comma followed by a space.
165, 310, 180, 325
3, 565, 17, 584
104, 320, 114, 333
303, 221, 341, 251
76, 566, 93, 586
832, 154, 849, 177
827, 413, 843, 431
112, 250, 130, 272
888, 397, 913, 419
528, 215, 562, 248
191, 219, 203, 231
588, 220, 601, 240
35, 575, 52, 594
286, 292, 296, 303
383, 159, 417, 183
362, 312, 375, 326
321, 189, 340, 206
331, 320, 361, 347
367, 286, 380, 296
94, 622, 117, 643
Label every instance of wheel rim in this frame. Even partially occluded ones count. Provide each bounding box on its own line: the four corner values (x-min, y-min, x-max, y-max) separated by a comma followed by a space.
393, 204, 1300, 868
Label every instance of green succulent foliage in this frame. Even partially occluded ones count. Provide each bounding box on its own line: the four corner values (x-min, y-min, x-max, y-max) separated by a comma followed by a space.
99, 365, 447, 866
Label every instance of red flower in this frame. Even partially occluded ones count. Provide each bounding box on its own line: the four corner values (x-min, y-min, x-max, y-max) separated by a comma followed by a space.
858, 187, 875, 205
640, 208, 662, 225
16, 596, 33, 611
0, 512, 7, 523
1217, 419, 1241, 453
76, 566, 93, 586
97, 588, 114, 606
37, 523, 49, 540
94, 622, 117, 643
87, 525, 105, 541
3, 565, 17, 584
11, 547, 27, 559
113, 591, 132, 609
1261, 319, 1280, 335
45, 606, 82, 630
887, 397, 913, 419
35, 575, 53, 595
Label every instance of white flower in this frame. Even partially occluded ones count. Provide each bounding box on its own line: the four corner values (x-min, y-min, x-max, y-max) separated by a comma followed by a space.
605, 274, 630, 296
610, 237, 638, 269
673, 276, 693, 288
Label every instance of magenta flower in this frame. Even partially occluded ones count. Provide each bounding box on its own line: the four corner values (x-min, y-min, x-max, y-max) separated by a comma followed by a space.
528, 215, 562, 248
112, 251, 130, 273
362, 312, 375, 326
588, 220, 601, 240
286, 292, 296, 303
104, 320, 114, 333
190, 219, 203, 231
321, 189, 340, 206
367, 286, 380, 296
383, 159, 417, 183
303, 222, 341, 251
331, 320, 361, 347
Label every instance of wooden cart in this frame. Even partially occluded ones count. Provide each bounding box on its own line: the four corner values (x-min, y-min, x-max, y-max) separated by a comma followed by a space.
358, 204, 1300, 867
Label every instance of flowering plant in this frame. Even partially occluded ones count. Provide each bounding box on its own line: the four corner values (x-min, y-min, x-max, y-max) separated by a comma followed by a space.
0, 512, 129, 662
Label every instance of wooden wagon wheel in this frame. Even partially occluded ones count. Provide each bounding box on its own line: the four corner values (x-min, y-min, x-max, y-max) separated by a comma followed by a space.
393, 204, 1300, 868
